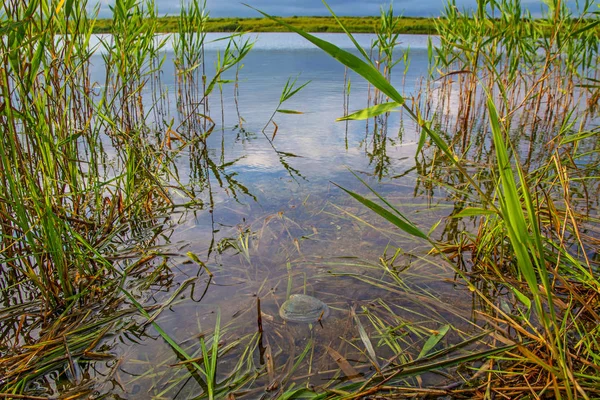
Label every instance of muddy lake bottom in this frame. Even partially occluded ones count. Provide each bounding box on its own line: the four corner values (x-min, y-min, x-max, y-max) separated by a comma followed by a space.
94, 191, 483, 398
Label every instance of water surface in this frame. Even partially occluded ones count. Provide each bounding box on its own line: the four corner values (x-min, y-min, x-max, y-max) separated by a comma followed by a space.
68, 33, 482, 398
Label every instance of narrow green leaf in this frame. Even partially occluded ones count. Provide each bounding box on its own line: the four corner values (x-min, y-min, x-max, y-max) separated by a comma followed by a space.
118, 287, 207, 388
29, 33, 47, 90
187, 251, 213, 277
559, 130, 597, 145
416, 128, 427, 156
418, 325, 450, 359
277, 109, 304, 114
570, 20, 600, 37
321, 0, 372, 64
332, 183, 428, 240
427, 218, 442, 236
337, 101, 402, 121
210, 309, 221, 392
504, 283, 532, 310
452, 207, 497, 218
349, 170, 430, 235
488, 98, 538, 294
397, 344, 516, 378
287, 339, 313, 379
282, 79, 310, 102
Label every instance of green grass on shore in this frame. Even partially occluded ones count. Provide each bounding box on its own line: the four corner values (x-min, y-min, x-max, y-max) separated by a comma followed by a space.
93, 15, 438, 34
92, 15, 600, 36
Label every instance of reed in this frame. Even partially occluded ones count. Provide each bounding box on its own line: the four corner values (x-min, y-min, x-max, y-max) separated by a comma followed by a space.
255, 0, 600, 397
424, 0, 599, 151
0, 0, 253, 395
174, 0, 208, 133
1, 0, 106, 310
362, 4, 411, 176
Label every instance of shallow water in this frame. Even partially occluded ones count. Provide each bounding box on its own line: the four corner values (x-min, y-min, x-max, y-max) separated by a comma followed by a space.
30, 33, 494, 397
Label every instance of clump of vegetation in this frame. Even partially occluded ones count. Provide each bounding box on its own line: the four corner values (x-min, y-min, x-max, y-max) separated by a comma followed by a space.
254, 0, 600, 397
93, 14, 438, 34
0, 0, 252, 396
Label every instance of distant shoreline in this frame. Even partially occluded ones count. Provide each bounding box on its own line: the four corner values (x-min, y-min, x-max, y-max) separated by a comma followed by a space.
92, 16, 438, 35
92, 15, 600, 37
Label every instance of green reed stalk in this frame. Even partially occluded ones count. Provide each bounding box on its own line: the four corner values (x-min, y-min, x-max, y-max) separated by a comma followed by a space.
254, 1, 599, 397
1, 0, 259, 394
0, 0, 100, 306
102, 0, 163, 131
262, 75, 310, 134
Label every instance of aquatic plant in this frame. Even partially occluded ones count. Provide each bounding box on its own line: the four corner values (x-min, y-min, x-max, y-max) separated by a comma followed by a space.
252, 0, 600, 397
0, 0, 254, 395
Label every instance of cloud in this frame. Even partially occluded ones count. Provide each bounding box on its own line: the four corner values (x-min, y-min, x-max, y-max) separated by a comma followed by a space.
207, 0, 434, 17
90, 0, 582, 19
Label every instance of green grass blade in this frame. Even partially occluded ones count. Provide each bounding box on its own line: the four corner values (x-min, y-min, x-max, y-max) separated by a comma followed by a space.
277, 109, 304, 114
348, 170, 429, 232
119, 287, 208, 388
337, 101, 402, 121
397, 344, 516, 378
452, 207, 497, 217
418, 325, 450, 359
321, 0, 372, 64
282, 79, 311, 102
487, 98, 539, 300
332, 183, 428, 240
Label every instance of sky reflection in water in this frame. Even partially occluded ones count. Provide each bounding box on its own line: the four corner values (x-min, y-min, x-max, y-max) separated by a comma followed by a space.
93, 33, 479, 398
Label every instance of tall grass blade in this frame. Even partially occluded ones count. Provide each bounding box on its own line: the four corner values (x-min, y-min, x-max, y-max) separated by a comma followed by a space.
320, 0, 372, 64
417, 325, 450, 359
337, 102, 402, 121
332, 183, 428, 240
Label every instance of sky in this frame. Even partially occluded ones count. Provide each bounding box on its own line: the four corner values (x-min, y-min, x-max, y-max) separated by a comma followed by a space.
92, 0, 577, 19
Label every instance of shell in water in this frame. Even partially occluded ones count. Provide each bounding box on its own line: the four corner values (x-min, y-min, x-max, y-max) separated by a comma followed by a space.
279, 294, 330, 323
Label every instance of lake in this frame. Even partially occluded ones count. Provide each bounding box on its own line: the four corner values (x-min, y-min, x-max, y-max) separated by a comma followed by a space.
65, 33, 479, 398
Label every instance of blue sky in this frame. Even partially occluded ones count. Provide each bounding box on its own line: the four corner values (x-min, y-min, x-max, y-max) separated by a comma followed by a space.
92, 0, 575, 18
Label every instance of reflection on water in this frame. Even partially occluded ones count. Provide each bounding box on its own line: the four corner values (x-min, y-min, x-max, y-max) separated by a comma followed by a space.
78, 33, 485, 398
